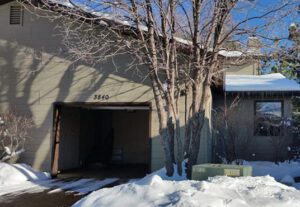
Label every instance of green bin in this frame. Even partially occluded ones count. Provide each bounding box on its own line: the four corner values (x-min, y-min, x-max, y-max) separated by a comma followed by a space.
192, 163, 252, 181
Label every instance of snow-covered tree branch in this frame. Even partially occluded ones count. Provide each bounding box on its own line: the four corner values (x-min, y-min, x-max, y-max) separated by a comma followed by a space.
0, 111, 34, 162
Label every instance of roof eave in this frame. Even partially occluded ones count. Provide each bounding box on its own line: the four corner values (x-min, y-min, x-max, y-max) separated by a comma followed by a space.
225, 90, 300, 96
0, 0, 14, 6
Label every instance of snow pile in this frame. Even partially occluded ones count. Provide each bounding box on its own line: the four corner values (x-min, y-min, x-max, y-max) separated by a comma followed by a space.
281, 175, 295, 186
73, 171, 300, 207
0, 177, 119, 196
225, 73, 300, 92
0, 162, 50, 186
50, 0, 74, 7
0, 163, 118, 196
138, 164, 186, 184
48, 178, 119, 195
244, 161, 300, 181
219, 50, 243, 57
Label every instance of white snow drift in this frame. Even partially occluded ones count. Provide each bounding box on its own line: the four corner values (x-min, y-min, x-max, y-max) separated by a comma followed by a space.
73, 165, 300, 207
0, 162, 50, 186
0, 162, 119, 196
245, 160, 300, 181
2, 161, 300, 207
73, 175, 300, 207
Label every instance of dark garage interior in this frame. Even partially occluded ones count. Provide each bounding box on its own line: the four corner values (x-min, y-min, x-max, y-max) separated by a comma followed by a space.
53, 103, 151, 180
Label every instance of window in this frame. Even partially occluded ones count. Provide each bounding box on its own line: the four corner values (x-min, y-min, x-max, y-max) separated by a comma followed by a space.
10, 5, 23, 25
254, 101, 283, 136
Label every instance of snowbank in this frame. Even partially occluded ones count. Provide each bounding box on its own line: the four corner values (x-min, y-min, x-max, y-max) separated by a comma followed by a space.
138, 163, 186, 184
73, 170, 300, 207
0, 162, 50, 186
244, 161, 300, 181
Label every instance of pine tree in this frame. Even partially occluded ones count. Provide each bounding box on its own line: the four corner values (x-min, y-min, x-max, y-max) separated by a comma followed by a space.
271, 23, 299, 81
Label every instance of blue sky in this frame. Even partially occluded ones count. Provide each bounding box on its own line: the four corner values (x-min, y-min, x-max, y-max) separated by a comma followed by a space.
231, 0, 299, 47
71, 0, 298, 47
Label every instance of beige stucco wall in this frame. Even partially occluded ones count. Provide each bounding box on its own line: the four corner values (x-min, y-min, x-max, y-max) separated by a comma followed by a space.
225, 61, 260, 75
0, 2, 213, 171
214, 94, 293, 161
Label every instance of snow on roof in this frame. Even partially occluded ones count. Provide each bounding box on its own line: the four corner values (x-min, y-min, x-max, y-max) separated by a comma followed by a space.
48, 1, 246, 57
218, 50, 243, 57
225, 73, 300, 92
50, 0, 74, 7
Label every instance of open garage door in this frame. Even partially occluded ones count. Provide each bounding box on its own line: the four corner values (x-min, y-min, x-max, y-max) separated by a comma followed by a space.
51, 102, 151, 180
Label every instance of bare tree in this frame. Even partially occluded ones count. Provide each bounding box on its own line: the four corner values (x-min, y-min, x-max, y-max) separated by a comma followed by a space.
0, 110, 34, 162
19, 0, 298, 177
213, 97, 252, 164
255, 114, 292, 163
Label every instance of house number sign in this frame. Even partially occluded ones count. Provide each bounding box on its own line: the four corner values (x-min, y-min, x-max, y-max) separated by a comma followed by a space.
94, 94, 110, 101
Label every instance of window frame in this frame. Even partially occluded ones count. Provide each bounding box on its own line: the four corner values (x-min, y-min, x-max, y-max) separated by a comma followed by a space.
254, 100, 284, 136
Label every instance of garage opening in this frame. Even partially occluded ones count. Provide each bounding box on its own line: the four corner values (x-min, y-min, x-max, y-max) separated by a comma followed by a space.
51, 103, 151, 181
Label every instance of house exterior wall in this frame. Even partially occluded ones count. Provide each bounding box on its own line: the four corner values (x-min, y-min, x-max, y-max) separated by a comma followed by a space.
0, 2, 214, 171
213, 94, 293, 161
225, 61, 260, 75
214, 51, 295, 161
1, 1, 278, 171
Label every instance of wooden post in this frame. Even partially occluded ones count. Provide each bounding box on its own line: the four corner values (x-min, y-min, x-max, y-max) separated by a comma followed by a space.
51, 105, 62, 177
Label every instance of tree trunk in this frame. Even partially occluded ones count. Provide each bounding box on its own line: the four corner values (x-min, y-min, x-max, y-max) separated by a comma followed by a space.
166, 116, 183, 176
186, 110, 205, 178
184, 118, 192, 159
167, 117, 176, 164
175, 118, 183, 175
185, 84, 212, 178
160, 126, 174, 176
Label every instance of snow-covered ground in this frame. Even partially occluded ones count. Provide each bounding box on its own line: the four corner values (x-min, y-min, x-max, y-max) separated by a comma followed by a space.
0, 162, 119, 196
245, 161, 300, 181
73, 162, 300, 207
3, 161, 300, 207
244, 160, 300, 188
0, 162, 50, 186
